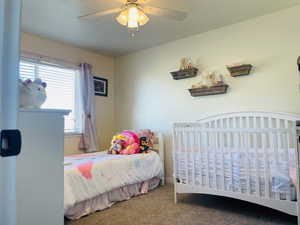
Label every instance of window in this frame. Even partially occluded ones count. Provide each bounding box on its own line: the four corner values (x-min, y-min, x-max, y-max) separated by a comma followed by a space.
19, 59, 83, 134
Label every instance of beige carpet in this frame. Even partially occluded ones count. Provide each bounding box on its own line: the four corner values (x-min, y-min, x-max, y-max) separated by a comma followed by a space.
65, 185, 297, 225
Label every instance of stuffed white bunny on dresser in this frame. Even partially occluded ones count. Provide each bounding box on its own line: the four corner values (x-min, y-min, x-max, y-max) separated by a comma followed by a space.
19, 78, 47, 108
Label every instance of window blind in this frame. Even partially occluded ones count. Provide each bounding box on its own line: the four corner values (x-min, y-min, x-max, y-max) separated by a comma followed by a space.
19, 60, 82, 133
19, 61, 35, 80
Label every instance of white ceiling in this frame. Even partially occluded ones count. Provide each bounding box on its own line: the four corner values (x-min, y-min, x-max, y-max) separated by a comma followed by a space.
21, 0, 300, 56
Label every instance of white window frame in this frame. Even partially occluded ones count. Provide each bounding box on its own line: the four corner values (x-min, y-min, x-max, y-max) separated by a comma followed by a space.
20, 58, 83, 135
65, 72, 83, 136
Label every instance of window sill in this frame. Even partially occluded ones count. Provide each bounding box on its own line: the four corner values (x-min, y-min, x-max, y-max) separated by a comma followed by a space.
64, 132, 83, 137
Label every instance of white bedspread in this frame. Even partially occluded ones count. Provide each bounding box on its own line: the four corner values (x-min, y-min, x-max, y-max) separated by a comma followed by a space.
64, 151, 163, 211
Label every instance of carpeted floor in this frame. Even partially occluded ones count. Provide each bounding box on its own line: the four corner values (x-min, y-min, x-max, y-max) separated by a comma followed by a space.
65, 185, 297, 225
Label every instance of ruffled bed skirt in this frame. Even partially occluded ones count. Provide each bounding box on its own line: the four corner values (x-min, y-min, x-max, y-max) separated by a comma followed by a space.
65, 177, 161, 220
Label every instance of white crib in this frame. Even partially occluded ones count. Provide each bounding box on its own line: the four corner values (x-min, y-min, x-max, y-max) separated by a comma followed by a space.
173, 111, 300, 223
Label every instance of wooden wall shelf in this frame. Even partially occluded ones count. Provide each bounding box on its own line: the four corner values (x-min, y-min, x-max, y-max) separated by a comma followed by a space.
227, 64, 253, 77
189, 84, 229, 97
170, 68, 198, 80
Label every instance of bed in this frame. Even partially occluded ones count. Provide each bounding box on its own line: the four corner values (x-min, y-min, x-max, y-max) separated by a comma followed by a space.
173, 112, 300, 224
64, 132, 164, 220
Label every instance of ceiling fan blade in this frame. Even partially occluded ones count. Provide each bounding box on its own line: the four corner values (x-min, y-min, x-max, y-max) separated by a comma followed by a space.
79, 8, 122, 20
143, 5, 187, 21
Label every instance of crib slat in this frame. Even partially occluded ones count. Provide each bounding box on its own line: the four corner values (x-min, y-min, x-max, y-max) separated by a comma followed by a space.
177, 130, 181, 182
208, 122, 213, 189
209, 123, 214, 187
215, 120, 221, 190
277, 119, 286, 200
274, 119, 281, 200
219, 119, 225, 191
238, 117, 243, 193
268, 119, 275, 199
253, 117, 260, 197
204, 126, 209, 188
179, 130, 184, 183
284, 120, 291, 201
196, 125, 202, 186
184, 129, 189, 184
211, 121, 217, 190
175, 129, 179, 182
269, 118, 279, 200
176, 130, 181, 183
226, 118, 234, 192
173, 129, 178, 182
261, 117, 270, 199
198, 126, 203, 186
245, 117, 251, 195
233, 117, 242, 193
191, 127, 196, 186
214, 121, 219, 190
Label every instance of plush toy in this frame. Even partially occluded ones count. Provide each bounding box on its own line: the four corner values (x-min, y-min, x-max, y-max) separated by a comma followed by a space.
108, 135, 126, 154
140, 136, 151, 153
19, 78, 47, 108
138, 129, 154, 149
119, 130, 140, 155
108, 131, 140, 155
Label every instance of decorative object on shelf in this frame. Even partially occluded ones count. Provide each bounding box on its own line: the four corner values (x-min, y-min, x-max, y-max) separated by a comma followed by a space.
171, 57, 198, 80
189, 71, 228, 97
192, 71, 223, 88
226, 63, 253, 77
180, 57, 193, 70
19, 78, 47, 108
94, 77, 108, 97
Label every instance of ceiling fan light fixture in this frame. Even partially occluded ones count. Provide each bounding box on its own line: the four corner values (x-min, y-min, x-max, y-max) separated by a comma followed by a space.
116, 10, 128, 26
138, 11, 149, 26
127, 6, 139, 28
116, 4, 149, 31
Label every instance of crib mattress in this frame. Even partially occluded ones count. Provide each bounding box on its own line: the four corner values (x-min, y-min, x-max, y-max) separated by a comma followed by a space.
176, 150, 297, 200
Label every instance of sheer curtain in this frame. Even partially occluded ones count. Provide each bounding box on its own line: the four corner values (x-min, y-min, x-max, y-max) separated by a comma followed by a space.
79, 63, 99, 152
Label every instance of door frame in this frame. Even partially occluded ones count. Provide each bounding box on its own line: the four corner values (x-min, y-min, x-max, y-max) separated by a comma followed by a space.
0, 0, 22, 225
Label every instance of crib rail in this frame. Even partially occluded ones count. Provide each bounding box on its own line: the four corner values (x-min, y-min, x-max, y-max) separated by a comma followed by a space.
173, 112, 300, 216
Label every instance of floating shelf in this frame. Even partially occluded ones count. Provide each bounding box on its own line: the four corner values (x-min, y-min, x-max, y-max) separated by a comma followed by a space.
227, 64, 253, 77
170, 68, 198, 80
189, 84, 229, 97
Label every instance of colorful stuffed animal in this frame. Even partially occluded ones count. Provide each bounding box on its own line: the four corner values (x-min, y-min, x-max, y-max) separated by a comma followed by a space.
19, 78, 47, 108
119, 130, 140, 155
139, 136, 151, 153
138, 129, 155, 150
108, 135, 126, 154
108, 131, 140, 155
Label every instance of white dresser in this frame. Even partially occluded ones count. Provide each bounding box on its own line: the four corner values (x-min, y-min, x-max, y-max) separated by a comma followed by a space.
17, 109, 70, 225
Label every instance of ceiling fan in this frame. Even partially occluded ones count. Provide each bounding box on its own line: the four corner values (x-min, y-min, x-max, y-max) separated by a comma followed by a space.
79, 0, 188, 35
